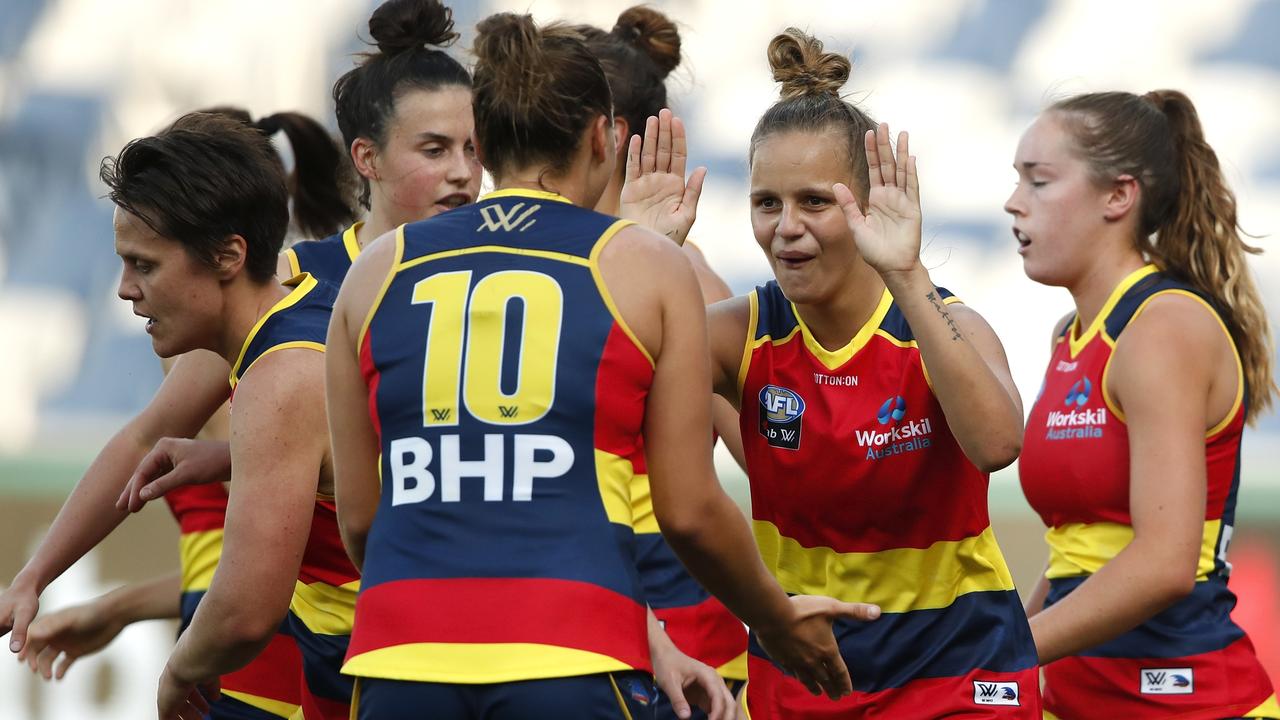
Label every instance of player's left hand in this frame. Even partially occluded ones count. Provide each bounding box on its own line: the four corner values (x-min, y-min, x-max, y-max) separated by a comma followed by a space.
834, 122, 923, 276
620, 108, 707, 247
157, 662, 218, 720
117, 438, 231, 513
651, 637, 736, 720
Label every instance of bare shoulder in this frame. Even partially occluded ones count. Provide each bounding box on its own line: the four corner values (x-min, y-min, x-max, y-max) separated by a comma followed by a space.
1115, 292, 1226, 367
233, 348, 326, 421
598, 223, 692, 272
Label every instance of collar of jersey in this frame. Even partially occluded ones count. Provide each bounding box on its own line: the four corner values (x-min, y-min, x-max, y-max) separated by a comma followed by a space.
229, 272, 319, 387
1067, 263, 1158, 358
482, 188, 573, 204
342, 222, 364, 262
791, 288, 894, 370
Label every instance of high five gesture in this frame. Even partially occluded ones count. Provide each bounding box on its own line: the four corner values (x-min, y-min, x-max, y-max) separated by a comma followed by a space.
834, 123, 922, 275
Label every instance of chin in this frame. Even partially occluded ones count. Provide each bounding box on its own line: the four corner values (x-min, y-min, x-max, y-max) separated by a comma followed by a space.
1020, 255, 1073, 289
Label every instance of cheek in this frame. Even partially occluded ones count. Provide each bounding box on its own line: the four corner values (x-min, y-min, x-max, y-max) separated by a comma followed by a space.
750, 210, 776, 250
386, 157, 447, 207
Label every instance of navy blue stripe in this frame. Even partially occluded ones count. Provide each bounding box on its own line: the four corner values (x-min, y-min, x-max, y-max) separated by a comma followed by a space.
1046, 575, 1245, 659
633, 533, 711, 609
179, 590, 203, 636
750, 589, 1037, 693
286, 612, 353, 704
290, 232, 351, 285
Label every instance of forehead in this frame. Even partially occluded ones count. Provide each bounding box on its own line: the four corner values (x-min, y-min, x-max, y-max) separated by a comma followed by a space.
751, 130, 853, 189
1014, 113, 1074, 163
389, 85, 474, 139
113, 207, 178, 256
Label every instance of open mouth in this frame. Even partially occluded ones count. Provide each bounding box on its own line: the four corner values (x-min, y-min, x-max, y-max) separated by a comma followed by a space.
1014, 228, 1031, 251
135, 310, 155, 334
434, 193, 470, 211
776, 252, 814, 270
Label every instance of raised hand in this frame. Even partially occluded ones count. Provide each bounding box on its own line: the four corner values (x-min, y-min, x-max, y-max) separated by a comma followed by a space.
619, 108, 708, 246
834, 122, 922, 275
753, 595, 880, 699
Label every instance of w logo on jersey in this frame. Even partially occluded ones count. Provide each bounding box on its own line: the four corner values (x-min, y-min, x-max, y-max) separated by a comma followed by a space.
877, 396, 907, 425
477, 202, 541, 233
1141, 668, 1194, 694
972, 680, 1019, 706
1064, 377, 1091, 407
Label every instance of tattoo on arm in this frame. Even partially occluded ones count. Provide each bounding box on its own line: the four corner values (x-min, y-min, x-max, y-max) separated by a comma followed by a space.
926, 291, 964, 342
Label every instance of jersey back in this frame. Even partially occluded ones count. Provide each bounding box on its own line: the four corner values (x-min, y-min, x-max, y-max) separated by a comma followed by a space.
284, 223, 361, 283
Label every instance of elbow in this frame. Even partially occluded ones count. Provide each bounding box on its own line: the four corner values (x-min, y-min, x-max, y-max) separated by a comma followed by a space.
1151, 567, 1197, 606
221, 606, 285, 649
970, 435, 1022, 473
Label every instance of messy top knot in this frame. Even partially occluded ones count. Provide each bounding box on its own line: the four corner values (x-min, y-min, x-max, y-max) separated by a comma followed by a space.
768, 27, 851, 100
332, 0, 471, 209
614, 5, 680, 79
472, 12, 613, 180
368, 0, 459, 55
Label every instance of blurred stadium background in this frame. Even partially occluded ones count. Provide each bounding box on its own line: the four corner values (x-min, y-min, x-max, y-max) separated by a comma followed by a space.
1, 0, 1277, 717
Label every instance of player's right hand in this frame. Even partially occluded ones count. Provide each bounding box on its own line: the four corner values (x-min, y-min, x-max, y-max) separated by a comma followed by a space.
18, 600, 125, 680
753, 595, 880, 699
0, 579, 41, 655
117, 438, 231, 512
619, 107, 707, 246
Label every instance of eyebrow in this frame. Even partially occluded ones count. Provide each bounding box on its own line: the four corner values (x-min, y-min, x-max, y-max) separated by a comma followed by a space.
1016, 161, 1053, 170
415, 132, 454, 144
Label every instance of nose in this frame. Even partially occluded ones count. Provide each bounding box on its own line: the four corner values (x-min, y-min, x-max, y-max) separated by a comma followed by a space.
777, 202, 807, 240
448, 146, 475, 186
117, 265, 141, 302
1003, 186, 1023, 217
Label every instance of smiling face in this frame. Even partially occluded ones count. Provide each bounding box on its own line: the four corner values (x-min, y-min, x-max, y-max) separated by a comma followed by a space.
1005, 113, 1115, 287
114, 208, 227, 358
750, 129, 862, 305
370, 85, 482, 223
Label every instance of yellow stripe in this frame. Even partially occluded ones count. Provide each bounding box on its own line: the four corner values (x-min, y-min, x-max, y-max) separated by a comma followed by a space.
342, 642, 635, 684
792, 288, 893, 371
736, 290, 760, 397
717, 650, 748, 681
1043, 711, 1062, 720
595, 449, 636, 528
629, 473, 659, 534
357, 226, 405, 353
609, 673, 636, 720
588, 219, 654, 368
229, 273, 319, 388
1245, 693, 1280, 718
177, 529, 223, 592
284, 248, 301, 278
1067, 264, 1158, 358
349, 678, 360, 720
342, 222, 363, 263
220, 690, 298, 719
288, 579, 359, 636
482, 187, 573, 204
741, 681, 752, 719
398, 244, 591, 272
1044, 519, 1221, 580
752, 520, 1015, 612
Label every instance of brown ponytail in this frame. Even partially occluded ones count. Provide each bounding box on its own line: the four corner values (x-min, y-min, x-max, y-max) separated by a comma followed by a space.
1052, 90, 1276, 421
574, 5, 681, 146
254, 112, 356, 239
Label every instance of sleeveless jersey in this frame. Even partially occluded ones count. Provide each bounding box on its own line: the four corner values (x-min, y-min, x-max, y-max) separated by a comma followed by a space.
1020, 264, 1278, 720
229, 273, 360, 720
630, 454, 748, 680
738, 281, 1039, 717
343, 188, 653, 684
284, 223, 361, 283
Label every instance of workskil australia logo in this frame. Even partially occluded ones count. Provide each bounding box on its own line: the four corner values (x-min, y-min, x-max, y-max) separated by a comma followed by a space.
1045, 376, 1107, 440
758, 384, 804, 450
857, 396, 934, 460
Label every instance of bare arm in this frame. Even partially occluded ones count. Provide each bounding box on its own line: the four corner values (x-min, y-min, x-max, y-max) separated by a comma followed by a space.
164, 351, 325, 683
0, 350, 230, 653
1023, 563, 1051, 617
684, 242, 747, 471
1028, 298, 1215, 663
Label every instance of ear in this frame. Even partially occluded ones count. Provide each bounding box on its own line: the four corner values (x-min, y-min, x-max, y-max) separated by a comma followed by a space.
350, 137, 380, 182
1103, 173, 1140, 222
214, 234, 249, 279
611, 117, 630, 159
590, 115, 614, 164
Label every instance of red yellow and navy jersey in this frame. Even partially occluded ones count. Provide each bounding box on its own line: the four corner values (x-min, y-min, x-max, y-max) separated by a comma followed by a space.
738, 281, 1039, 717
284, 223, 361, 285
344, 189, 653, 685
166, 484, 302, 719
1020, 264, 1278, 720
629, 453, 748, 681
229, 273, 360, 720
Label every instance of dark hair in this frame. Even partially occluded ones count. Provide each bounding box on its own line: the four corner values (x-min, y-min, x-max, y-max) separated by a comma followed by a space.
575, 6, 681, 141
749, 28, 876, 205
200, 105, 355, 239
471, 13, 613, 181
332, 0, 472, 209
1050, 90, 1275, 420
100, 112, 289, 283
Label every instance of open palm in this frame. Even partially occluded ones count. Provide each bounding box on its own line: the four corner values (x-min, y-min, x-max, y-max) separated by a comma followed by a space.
619, 108, 707, 246
834, 123, 922, 274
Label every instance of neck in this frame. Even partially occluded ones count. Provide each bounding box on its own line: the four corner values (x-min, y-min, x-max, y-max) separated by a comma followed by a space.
497, 166, 595, 208
595, 169, 624, 216
354, 201, 397, 249
215, 277, 292, 366
793, 260, 886, 351
1067, 247, 1148, 332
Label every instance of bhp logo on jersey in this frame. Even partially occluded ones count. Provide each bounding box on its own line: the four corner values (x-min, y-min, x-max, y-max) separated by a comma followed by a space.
387, 433, 573, 505
758, 385, 804, 450
972, 680, 1020, 706
1045, 376, 1106, 440
857, 396, 933, 460
1140, 668, 1194, 695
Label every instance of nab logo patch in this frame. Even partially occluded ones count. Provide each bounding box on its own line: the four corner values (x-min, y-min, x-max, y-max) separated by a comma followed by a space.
973, 680, 1020, 706
1065, 377, 1092, 407
758, 384, 804, 450
1141, 668, 1194, 695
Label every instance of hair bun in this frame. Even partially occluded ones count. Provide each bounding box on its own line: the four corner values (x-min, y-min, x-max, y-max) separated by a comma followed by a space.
767, 28, 850, 100
368, 0, 459, 56
612, 6, 681, 79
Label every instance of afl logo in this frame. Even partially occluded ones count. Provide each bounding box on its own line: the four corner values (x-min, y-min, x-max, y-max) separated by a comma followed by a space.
1065, 377, 1091, 407
758, 385, 804, 450
877, 396, 906, 425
